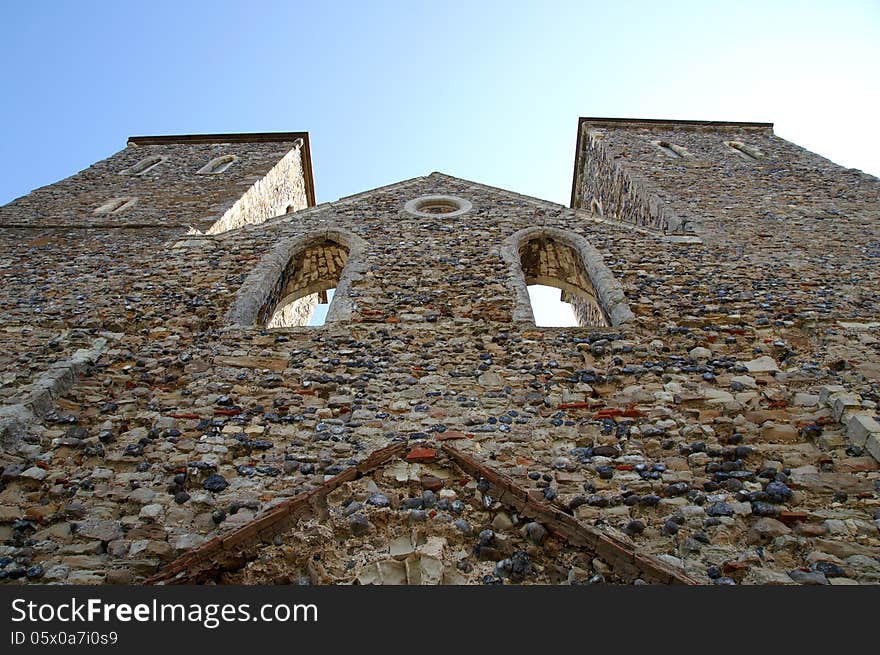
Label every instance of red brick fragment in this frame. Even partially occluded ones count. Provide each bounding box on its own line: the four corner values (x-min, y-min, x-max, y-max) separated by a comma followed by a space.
437, 430, 468, 441
406, 447, 437, 463
721, 561, 750, 575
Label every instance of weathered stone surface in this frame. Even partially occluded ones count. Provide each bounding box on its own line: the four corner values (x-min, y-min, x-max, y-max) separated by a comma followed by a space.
75, 520, 123, 543
214, 356, 290, 371
761, 423, 800, 443
744, 356, 779, 374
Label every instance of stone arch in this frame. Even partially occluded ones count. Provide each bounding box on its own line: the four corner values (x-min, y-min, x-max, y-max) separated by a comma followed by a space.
501, 227, 633, 327
226, 229, 368, 328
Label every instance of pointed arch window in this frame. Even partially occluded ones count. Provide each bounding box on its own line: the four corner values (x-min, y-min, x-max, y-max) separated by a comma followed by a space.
121, 155, 166, 175
94, 197, 138, 214
197, 155, 237, 175
503, 227, 633, 328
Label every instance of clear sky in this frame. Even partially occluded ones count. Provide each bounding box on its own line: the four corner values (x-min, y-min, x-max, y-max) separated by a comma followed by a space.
1, 0, 878, 209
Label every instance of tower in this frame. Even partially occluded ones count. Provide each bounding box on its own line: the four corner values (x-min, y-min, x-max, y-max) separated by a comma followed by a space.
0, 132, 314, 234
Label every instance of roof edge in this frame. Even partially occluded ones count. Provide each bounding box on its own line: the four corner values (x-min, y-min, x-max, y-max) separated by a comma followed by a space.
570, 119, 586, 208
578, 116, 774, 129
127, 131, 310, 145
299, 133, 317, 207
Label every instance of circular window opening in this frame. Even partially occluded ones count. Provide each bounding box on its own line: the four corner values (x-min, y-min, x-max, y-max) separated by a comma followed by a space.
417, 199, 460, 214
404, 195, 472, 218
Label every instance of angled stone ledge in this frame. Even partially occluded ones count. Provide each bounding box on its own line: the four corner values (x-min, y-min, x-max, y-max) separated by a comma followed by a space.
0, 335, 112, 453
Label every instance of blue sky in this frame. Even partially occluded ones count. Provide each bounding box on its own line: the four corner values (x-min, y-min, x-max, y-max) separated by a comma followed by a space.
1, 0, 878, 208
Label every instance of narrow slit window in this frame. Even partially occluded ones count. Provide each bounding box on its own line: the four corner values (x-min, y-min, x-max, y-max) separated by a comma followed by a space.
724, 141, 763, 161
261, 239, 350, 328
197, 155, 237, 175
121, 156, 166, 175
653, 140, 689, 159
519, 236, 610, 327
94, 197, 138, 214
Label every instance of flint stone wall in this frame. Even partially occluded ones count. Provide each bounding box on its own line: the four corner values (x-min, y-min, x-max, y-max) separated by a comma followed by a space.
573, 119, 880, 246
0, 136, 309, 233
0, 136, 877, 586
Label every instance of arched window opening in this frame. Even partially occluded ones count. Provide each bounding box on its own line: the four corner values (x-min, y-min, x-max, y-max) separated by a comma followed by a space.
121, 155, 166, 175
197, 155, 237, 175
227, 229, 367, 329
94, 196, 138, 214
724, 141, 763, 161
261, 239, 350, 328
518, 236, 610, 327
503, 227, 633, 328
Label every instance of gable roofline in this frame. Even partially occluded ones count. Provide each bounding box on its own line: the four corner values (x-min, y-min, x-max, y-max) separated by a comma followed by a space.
306, 171, 568, 216
127, 131, 316, 207
219, 170, 664, 241
569, 117, 775, 207
147, 440, 697, 585
427, 171, 569, 210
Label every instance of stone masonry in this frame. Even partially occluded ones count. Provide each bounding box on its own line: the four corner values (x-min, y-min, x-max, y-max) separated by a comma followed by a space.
0, 120, 878, 586
0, 132, 314, 233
